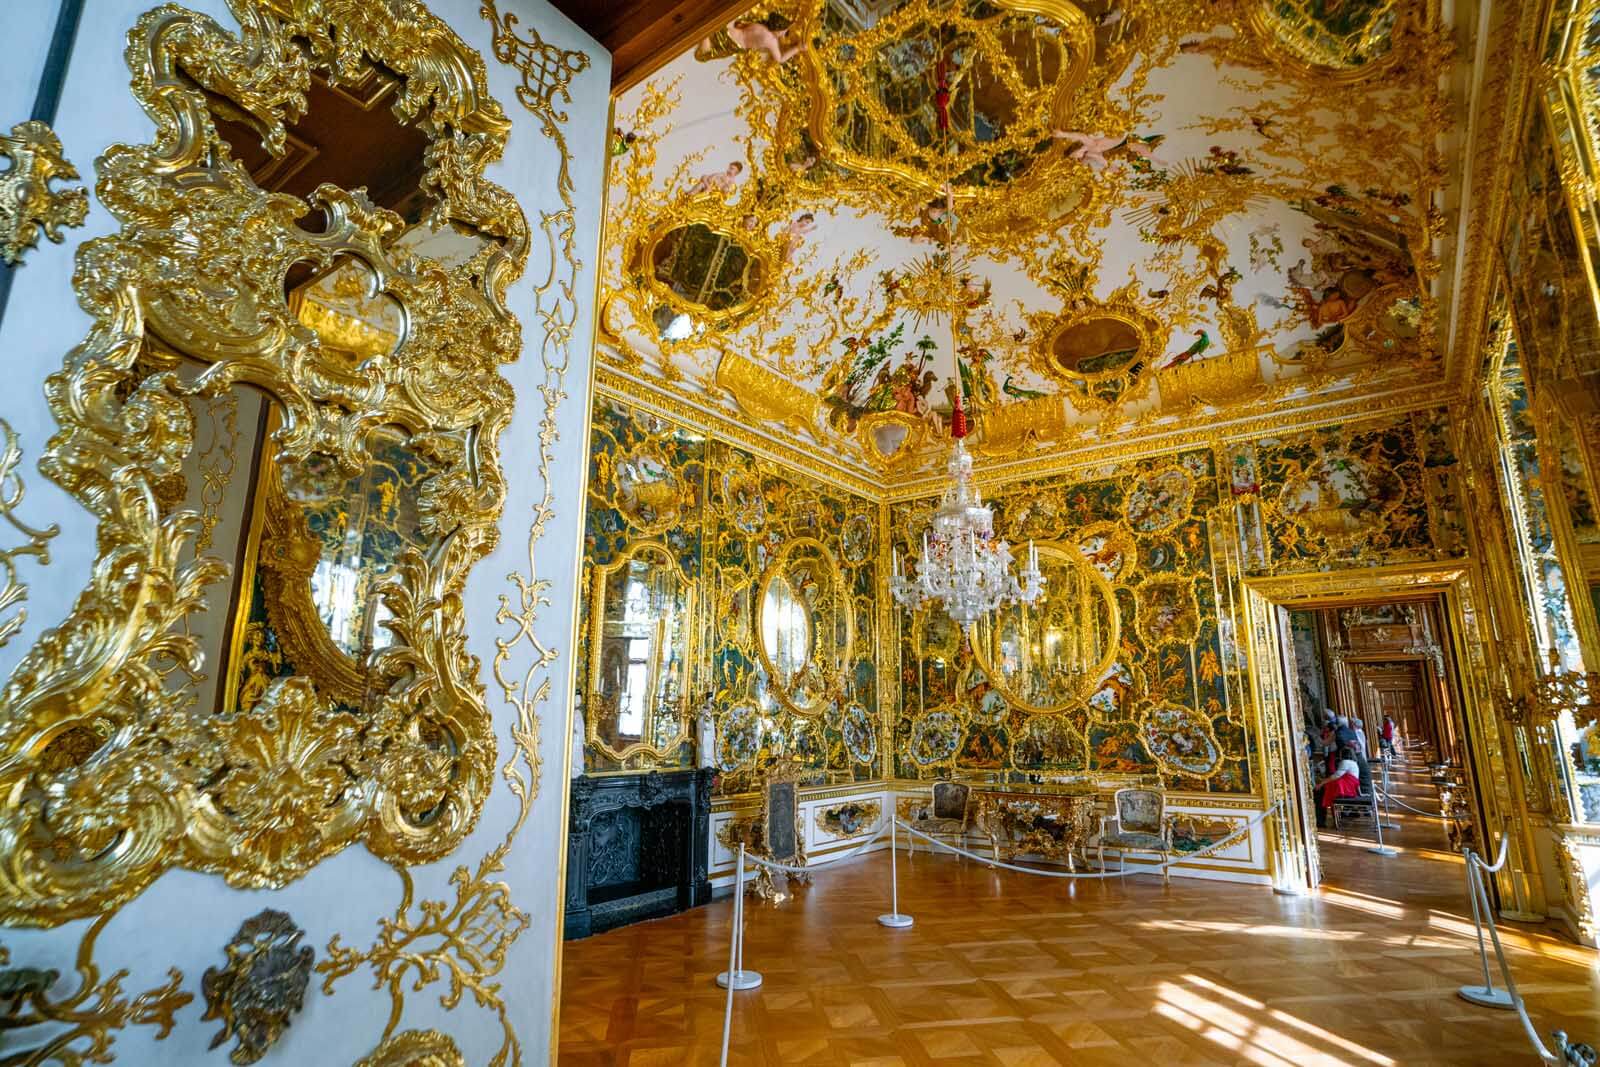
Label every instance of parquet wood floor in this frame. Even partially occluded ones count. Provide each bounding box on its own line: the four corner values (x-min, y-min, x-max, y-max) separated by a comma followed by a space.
558, 764, 1600, 1065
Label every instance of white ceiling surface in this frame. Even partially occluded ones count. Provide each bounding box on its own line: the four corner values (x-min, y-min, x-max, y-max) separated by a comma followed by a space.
606, 14, 1446, 448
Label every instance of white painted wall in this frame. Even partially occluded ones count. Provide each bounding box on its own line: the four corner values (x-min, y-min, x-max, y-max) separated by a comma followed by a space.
0, 1, 609, 1063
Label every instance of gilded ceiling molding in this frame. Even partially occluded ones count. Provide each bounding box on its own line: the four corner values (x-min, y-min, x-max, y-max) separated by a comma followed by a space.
715, 350, 821, 436
0, 417, 60, 649
594, 365, 882, 498
0, 120, 88, 264
0, 0, 527, 926
884, 382, 1456, 503
1445, 0, 1547, 401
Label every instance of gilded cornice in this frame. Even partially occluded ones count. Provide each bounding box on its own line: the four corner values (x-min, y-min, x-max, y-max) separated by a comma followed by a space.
885, 377, 1455, 502
593, 365, 881, 499
601, 357, 1455, 503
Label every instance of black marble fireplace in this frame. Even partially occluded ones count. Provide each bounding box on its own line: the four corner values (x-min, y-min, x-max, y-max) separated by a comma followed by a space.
564, 768, 713, 939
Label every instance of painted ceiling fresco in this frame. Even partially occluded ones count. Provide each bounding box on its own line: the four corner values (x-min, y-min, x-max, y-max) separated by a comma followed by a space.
598, 0, 1451, 479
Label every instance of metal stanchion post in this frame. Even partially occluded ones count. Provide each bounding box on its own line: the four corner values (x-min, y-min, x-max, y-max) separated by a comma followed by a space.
1378, 758, 1400, 831
717, 844, 763, 990
878, 818, 914, 929
1366, 799, 1398, 856
1458, 850, 1515, 1009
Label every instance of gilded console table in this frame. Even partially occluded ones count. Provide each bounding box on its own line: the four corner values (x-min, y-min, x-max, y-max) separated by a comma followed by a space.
969, 785, 1100, 871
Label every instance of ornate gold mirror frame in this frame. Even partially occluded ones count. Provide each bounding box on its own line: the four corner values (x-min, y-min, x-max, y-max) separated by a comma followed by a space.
585, 540, 698, 762
755, 535, 853, 717
966, 540, 1121, 714
0, 0, 528, 926
782, 0, 1096, 199
628, 197, 783, 330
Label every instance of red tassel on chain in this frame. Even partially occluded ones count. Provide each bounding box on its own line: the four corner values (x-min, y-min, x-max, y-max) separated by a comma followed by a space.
950, 390, 968, 439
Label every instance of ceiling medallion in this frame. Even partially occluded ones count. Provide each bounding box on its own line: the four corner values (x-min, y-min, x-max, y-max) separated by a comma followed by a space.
749, 0, 1111, 241
1028, 278, 1167, 411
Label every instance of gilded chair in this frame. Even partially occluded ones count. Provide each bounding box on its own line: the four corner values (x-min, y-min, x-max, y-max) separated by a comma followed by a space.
907, 781, 970, 854
1097, 787, 1173, 884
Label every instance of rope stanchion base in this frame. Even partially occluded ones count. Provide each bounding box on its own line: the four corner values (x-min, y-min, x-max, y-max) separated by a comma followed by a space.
877, 912, 914, 928
1367, 844, 1399, 856
716, 969, 763, 990
1458, 984, 1516, 1010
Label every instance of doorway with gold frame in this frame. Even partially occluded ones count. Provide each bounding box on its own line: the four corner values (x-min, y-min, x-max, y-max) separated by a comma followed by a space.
1241, 561, 1548, 919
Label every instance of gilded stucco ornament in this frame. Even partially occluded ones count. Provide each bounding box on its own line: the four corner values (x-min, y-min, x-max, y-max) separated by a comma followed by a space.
353, 1030, 466, 1067
0, 916, 191, 1064
0, 417, 60, 648
201, 909, 314, 1065
1028, 280, 1166, 414
0, 0, 525, 926
0, 120, 89, 264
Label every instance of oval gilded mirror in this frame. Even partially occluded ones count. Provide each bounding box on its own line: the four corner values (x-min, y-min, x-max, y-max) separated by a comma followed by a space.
968, 541, 1120, 713
587, 541, 696, 762
638, 213, 776, 344
756, 537, 852, 717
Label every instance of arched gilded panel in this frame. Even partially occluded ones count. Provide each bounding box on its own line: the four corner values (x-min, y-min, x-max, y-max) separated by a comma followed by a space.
755, 536, 853, 717
968, 541, 1120, 714
0, 0, 528, 925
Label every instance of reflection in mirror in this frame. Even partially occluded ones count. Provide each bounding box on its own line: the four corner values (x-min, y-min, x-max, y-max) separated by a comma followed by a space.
588, 543, 695, 761
969, 542, 1119, 713
651, 222, 766, 313
757, 538, 851, 716
760, 573, 812, 680
224, 406, 437, 712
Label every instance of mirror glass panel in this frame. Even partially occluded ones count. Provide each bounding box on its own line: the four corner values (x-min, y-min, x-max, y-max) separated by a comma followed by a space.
757, 538, 851, 716
588, 543, 695, 760
969, 542, 1119, 713
651, 222, 766, 313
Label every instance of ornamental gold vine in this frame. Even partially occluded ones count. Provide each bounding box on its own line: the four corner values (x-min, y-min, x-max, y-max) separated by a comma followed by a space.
0, 0, 527, 926
316, 9, 593, 1067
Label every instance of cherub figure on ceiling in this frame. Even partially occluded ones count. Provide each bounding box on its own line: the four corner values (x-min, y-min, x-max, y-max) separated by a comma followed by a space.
1051, 131, 1164, 172
723, 19, 803, 64
688, 160, 744, 196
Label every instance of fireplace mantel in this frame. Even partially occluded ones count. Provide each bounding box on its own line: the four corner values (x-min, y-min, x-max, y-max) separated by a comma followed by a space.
564, 768, 713, 939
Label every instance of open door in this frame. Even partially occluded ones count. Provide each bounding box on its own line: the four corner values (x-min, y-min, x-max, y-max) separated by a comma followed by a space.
1274, 605, 1324, 889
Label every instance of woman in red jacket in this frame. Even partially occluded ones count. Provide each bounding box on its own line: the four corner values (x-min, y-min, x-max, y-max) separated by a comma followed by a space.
1314, 745, 1362, 829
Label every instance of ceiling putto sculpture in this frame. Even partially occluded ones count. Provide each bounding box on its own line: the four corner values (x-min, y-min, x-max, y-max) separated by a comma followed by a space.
596, 0, 1450, 483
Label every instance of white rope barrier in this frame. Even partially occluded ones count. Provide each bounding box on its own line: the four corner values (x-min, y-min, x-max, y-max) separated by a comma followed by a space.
1376, 788, 1444, 818
1459, 838, 1570, 1064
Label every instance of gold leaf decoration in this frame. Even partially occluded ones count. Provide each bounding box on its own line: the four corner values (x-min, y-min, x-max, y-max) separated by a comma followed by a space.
354, 1029, 466, 1067
0, 120, 89, 264
0, 915, 191, 1065
0, 0, 527, 925
0, 417, 59, 648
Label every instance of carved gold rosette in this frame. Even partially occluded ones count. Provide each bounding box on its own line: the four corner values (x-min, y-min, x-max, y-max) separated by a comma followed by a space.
0, 0, 529, 925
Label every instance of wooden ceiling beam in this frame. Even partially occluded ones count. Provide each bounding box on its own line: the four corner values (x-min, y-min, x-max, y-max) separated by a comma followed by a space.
551, 0, 752, 93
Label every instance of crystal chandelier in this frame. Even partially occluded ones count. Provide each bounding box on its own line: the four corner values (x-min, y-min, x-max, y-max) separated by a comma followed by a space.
890, 396, 1044, 625
886, 30, 1044, 626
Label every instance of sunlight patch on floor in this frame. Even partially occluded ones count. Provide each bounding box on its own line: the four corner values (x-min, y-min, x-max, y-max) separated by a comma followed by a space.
1139, 918, 1362, 941
1317, 886, 1408, 920
1155, 974, 1397, 1066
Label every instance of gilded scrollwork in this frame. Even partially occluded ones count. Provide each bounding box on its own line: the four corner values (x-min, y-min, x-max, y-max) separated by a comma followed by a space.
0, 417, 60, 649
353, 1029, 466, 1067
0, 916, 191, 1065
0, 0, 526, 926
0, 120, 89, 265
